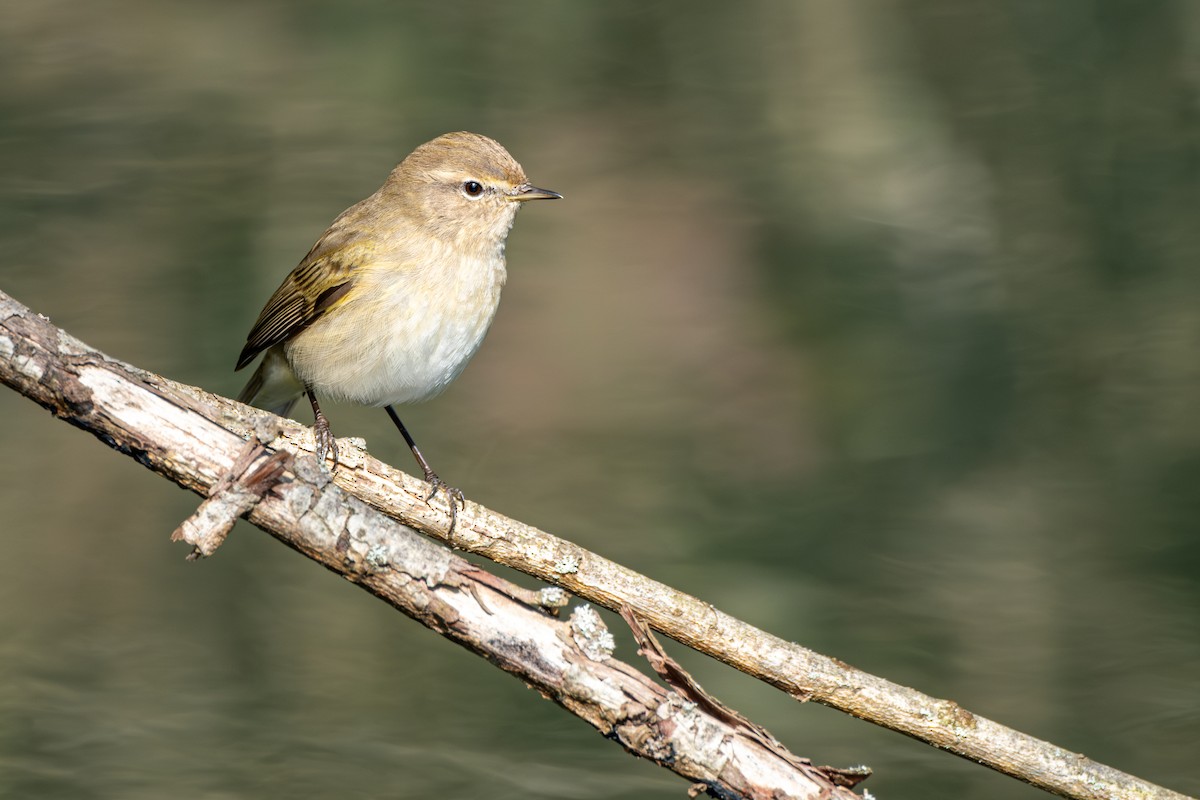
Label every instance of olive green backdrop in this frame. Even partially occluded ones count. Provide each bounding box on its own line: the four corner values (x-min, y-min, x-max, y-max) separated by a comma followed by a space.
2, 3, 1197, 798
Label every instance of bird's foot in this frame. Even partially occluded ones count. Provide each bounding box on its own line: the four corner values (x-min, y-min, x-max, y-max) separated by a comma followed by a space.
423, 469, 465, 537
312, 413, 339, 470
307, 390, 339, 471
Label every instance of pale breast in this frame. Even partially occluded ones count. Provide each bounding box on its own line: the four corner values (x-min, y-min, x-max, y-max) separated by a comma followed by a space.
285, 250, 506, 407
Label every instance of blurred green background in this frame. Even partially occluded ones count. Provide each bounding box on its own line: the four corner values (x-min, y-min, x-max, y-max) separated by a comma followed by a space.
2, 2, 1198, 798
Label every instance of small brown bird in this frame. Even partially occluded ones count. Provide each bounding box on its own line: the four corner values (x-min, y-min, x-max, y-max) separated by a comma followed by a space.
235, 131, 560, 522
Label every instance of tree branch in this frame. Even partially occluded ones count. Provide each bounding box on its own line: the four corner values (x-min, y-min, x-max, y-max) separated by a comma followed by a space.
2, 287, 1192, 800
0, 289, 863, 800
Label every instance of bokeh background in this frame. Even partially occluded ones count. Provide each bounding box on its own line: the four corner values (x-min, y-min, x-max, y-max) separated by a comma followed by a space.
2, 3, 1198, 798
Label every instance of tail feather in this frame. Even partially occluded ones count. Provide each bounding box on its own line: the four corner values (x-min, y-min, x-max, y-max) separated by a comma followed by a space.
236, 346, 304, 418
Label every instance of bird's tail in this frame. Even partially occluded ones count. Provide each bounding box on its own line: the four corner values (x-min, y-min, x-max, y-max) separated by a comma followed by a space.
236, 346, 305, 418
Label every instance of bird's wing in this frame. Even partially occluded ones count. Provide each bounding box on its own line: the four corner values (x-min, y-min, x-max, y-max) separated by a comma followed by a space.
235, 230, 362, 371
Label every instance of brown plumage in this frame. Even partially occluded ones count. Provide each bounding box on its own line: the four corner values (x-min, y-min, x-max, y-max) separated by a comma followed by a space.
234, 131, 560, 528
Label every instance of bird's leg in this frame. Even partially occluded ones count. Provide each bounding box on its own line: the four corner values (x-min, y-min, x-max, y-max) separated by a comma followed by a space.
385, 405, 464, 533
307, 390, 339, 469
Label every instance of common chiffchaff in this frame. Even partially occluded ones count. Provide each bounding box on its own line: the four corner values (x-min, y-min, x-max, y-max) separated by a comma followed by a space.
235, 131, 560, 520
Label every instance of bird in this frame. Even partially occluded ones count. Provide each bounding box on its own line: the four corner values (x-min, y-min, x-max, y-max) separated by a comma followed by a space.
234, 131, 560, 526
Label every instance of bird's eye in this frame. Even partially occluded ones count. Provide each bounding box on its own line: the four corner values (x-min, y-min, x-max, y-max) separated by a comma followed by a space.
462, 180, 484, 197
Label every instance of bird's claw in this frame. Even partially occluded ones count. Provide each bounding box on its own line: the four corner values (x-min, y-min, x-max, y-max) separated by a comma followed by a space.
313, 415, 339, 470
423, 470, 464, 536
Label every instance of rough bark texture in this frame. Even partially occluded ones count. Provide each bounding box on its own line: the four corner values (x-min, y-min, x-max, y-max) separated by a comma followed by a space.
2, 287, 1193, 800
0, 289, 861, 800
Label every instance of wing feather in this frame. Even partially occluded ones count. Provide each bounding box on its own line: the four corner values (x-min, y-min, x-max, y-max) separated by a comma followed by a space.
235, 230, 362, 371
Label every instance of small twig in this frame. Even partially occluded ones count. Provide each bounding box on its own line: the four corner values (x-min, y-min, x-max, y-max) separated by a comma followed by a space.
457, 563, 562, 615
621, 605, 872, 791
171, 433, 288, 559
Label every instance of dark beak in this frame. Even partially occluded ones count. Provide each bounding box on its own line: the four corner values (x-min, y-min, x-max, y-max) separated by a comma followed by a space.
511, 184, 562, 201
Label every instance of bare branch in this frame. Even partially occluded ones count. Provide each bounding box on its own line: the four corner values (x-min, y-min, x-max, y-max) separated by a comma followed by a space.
2, 287, 1192, 800
0, 289, 861, 800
